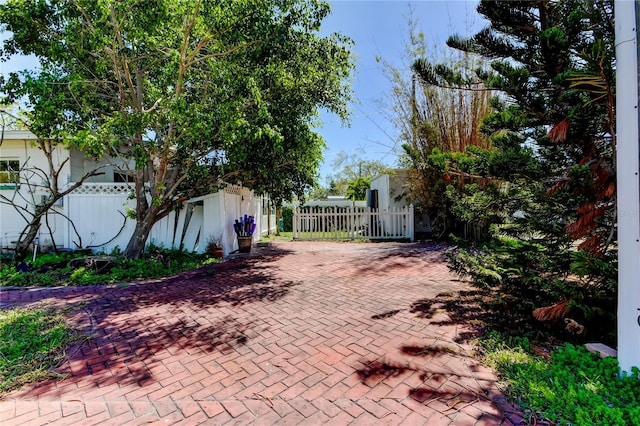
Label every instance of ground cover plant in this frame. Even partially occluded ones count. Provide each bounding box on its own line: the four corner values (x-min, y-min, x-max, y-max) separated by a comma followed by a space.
480, 332, 640, 426
0, 305, 81, 394
447, 236, 617, 346
0, 247, 216, 287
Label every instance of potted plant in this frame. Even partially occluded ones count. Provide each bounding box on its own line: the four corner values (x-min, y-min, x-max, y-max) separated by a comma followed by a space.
234, 215, 256, 253
206, 234, 224, 258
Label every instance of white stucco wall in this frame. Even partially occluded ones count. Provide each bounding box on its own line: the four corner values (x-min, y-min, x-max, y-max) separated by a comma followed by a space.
370, 169, 430, 235
370, 174, 390, 210
0, 132, 70, 251
371, 170, 410, 210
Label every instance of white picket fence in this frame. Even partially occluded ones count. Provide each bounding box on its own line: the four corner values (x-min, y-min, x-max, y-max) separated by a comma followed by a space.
293, 205, 414, 240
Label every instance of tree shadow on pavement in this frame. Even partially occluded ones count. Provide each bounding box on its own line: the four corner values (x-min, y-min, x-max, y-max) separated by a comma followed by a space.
350, 242, 451, 276
410, 290, 487, 344
358, 287, 525, 422
8, 246, 299, 397
353, 354, 522, 423
354, 358, 491, 402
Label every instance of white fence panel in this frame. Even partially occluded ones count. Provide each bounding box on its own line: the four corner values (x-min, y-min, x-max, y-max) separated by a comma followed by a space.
178, 205, 203, 252
66, 193, 135, 253
66, 183, 197, 253
149, 209, 176, 249
148, 206, 203, 252
62, 183, 269, 255
293, 205, 414, 240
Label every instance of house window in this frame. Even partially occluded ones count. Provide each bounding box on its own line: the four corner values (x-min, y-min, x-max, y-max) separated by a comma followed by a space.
0, 160, 20, 187
114, 171, 134, 183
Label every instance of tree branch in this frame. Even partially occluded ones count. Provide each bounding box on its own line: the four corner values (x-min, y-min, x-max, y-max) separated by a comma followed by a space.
188, 40, 260, 67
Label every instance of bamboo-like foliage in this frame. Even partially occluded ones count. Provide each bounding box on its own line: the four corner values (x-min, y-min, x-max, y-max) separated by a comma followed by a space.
379, 14, 495, 238
412, 70, 493, 154
411, 63, 496, 237
380, 25, 493, 158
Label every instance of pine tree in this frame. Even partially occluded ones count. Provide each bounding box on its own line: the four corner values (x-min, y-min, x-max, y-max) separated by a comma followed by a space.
432, 0, 616, 341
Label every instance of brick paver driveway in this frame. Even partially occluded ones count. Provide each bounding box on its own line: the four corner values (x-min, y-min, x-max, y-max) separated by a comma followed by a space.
0, 241, 523, 425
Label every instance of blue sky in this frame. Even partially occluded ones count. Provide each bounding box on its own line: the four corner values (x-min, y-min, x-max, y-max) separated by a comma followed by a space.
316, 0, 484, 181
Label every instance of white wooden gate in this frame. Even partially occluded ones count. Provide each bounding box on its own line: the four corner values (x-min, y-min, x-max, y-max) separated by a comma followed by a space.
293, 205, 414, 240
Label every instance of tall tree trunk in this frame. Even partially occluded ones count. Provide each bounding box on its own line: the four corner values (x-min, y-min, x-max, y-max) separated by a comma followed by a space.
14, 214, 43, 263
123, 215, 156, 259
275, 206, 281, 236
123, 167, 154, 259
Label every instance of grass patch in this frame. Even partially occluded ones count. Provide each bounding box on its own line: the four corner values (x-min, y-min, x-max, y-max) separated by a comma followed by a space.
1, 248, 219, 287
259, 232, 294, 242
259, 231, 372, 242
291, 230, 371, 240
480, 331, 640, 425
0, 306, 80, 394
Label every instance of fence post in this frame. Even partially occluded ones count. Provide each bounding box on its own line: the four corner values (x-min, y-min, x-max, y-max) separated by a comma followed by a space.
394, 207, 399, 238
293, 207, 298, 239
347, 204, 356, 239
407, 204, 414, 241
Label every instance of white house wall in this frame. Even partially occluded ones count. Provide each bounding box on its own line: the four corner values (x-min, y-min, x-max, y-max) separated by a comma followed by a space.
0, 135, 70, 250
370, 174, 391, 210
371, 171, 411, 210
1, 131, 274, 255
81, 157, 116, 183
391, 171, 410, 208
69, 150, 136, 184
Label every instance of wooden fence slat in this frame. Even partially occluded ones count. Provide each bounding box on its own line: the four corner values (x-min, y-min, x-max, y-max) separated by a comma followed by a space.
292, 205, 414, 240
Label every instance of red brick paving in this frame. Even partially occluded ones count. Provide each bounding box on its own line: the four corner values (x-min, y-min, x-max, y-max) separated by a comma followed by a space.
0, 241, 523, 425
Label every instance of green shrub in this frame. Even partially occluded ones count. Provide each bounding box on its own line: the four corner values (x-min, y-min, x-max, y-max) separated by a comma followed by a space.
1, 248, 215, 287
480, 332, 640, 425
281, 206, 293, 232
447, 237, 617, 345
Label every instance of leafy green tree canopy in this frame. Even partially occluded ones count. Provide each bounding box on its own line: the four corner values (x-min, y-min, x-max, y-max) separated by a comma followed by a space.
322, 153, 391, 196
345, 176, 370, 201
0, 0, 353, 258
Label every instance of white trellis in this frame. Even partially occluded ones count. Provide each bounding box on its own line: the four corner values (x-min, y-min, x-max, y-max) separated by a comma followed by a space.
71, 183, 133, 195
293, 205, 414, 241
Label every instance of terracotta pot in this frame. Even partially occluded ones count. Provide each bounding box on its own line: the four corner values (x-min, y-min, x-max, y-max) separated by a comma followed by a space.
209, 248, 223, 258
